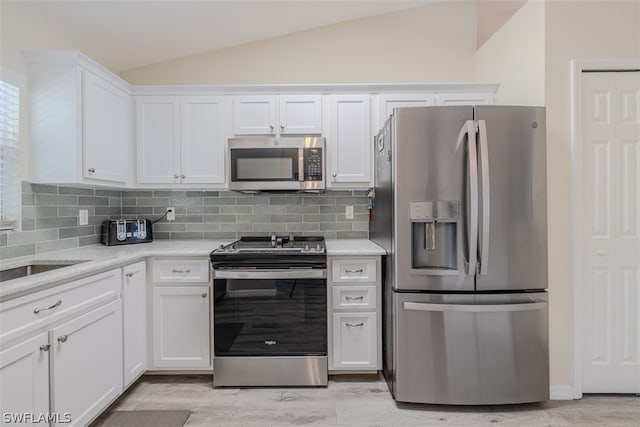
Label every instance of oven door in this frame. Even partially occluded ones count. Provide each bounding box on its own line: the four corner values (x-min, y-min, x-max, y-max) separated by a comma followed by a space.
213, 269, 327, 357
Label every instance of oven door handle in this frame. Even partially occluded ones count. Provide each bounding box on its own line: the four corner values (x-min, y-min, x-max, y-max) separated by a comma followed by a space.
213, 269, 327, 279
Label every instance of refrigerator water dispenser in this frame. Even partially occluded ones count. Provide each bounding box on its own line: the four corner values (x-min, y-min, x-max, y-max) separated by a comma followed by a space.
410, 201, 459, 274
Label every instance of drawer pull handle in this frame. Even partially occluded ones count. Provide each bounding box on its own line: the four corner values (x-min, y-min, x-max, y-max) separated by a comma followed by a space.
172, 269, 191, 274
34, 300, 62, 314
40, 344, 51, 352
125, 271, 140, 278
57, 335, 68, 343
345, 269, 364, 274
346, 322, 364, 327
345, 296, 364, 301
201, 293, 208, 298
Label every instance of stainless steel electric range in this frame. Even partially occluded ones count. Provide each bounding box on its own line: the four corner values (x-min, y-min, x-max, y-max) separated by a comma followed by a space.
210, 235, 327, 387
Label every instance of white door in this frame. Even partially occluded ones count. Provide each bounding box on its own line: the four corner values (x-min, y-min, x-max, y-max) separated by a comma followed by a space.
152, 285, 211, 368
136, 96, 181, 184
122, 262, 147, 388
331, 312, 377, 369
0, 333, 50, 426
327, 95, 372, 184
581, 71, 640, 393
50, 300, 123, 427
232, 95, 276, 135
279, 95, 323, 134
181, 96, 225, 184
82, 70, 130, 184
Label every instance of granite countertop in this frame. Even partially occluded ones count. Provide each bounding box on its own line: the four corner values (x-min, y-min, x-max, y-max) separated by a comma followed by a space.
0, 239, 385, 302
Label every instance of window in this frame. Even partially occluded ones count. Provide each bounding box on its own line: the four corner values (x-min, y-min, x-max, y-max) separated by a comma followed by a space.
0, 78, 20, 231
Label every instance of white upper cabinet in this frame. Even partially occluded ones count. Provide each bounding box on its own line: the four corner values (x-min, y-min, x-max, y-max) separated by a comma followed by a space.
82, 71, 130, 183
435, 92, 495, 106
233, 95, 322, 136
327, 95, 372, 185
26, 52, 132, 186
136, 96, 225, 185
376, 93, 436, 131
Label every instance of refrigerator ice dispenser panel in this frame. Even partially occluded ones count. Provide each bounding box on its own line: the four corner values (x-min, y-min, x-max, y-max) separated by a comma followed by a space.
410, 201, 460, 275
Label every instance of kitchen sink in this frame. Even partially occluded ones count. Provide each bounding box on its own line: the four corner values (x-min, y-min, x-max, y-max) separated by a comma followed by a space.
0, 260, 89, 282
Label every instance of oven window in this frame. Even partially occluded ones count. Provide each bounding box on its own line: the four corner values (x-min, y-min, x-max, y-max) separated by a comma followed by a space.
231, 148, 299, 181
214, 278, 327, 356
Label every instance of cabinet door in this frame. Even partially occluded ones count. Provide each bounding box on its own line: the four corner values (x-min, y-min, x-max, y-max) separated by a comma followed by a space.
181, 96, 226, 184
152, 285, 210, 368
50, 300, 122, 427
0, 333, 50, 426
332, 312, 377, 369
122, 262, 147, 388
435, 93, 494, 106
136, 96, 181, 184
233, 95, 276, 135
82, 70, 130, 184
328, 95, 372, 184
279, 95, 322, 134
377, 93, 435, 131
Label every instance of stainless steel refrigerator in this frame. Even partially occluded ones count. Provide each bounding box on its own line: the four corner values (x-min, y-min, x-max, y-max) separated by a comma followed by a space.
371, 106, 548, 405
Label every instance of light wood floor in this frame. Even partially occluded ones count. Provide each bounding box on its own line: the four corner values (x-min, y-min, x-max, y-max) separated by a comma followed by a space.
96, 374, 640, 426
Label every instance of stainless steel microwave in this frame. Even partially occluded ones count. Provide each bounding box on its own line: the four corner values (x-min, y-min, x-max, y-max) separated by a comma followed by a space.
227, 137, 325, 192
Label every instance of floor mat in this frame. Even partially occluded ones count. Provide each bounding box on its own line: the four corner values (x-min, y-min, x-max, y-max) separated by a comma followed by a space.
94, 410, 191, 427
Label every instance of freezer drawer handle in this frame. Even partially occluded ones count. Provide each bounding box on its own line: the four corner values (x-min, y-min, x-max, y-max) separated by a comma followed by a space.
403, 301, 547, 313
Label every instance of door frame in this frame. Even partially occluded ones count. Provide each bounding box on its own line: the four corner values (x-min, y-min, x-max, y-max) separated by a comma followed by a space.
570, 59, 640, 399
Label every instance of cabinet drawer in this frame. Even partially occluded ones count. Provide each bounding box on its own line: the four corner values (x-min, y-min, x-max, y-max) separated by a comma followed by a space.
152, 259, 210, 283
331, 258, 377, 282
332, 312, 377, 369
0, 269, 121, 344
332, 285, 377, 310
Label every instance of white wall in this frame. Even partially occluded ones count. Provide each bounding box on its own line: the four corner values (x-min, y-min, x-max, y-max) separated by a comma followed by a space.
473, 1, 545, 106
120, 1, 477, 85
544, 0, 640, 392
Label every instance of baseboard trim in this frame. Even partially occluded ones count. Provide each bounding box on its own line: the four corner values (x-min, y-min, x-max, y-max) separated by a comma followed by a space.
550, 385, 576, 400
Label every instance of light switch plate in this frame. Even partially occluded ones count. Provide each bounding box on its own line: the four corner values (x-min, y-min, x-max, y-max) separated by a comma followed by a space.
79, 209, 89, 225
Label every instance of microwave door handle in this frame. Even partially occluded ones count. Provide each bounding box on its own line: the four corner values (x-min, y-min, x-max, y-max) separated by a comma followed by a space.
476, 120, 490, 275
298, 148, 305, 182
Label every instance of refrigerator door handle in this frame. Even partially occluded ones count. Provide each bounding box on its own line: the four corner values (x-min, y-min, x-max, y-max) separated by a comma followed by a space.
402, 301, 547, 313
457, 120, 478, 276
476, 120, 490, 275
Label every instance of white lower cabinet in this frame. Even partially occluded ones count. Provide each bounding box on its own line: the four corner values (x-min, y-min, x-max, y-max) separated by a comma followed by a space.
0, 268, 123, 427
332, 312, 377, 369
122, 262, 147, 388
152, 285, 211, 369
0, 332, 49, 426
328, 256, 382, 372
50, 300, 122, 427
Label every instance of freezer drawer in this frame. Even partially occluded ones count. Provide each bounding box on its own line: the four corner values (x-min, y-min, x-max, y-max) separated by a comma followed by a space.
393, 292, 548, 405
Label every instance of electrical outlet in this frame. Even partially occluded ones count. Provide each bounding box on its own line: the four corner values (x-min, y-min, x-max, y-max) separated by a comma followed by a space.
345, 205, 354, 220
167, 207, 175, 221
79, 209, 88, 225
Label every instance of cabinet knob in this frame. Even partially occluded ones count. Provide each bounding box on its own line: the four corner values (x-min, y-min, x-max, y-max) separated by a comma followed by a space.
173, 174, 179, 179
88, 168, 96, 173
180, 174, 186, 179
57, 335, 68, 343
40, 344, 51, 352
270, 125, 274, 132
125, 271, 140, 278
201, 293, 208, 298
280, 124, 285, 131
332, 173, 337, 179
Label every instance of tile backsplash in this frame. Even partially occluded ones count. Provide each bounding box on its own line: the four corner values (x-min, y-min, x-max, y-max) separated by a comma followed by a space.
1, 182, 369, 260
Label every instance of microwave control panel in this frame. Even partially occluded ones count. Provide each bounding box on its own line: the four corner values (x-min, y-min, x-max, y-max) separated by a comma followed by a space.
304, 148, 323, 181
